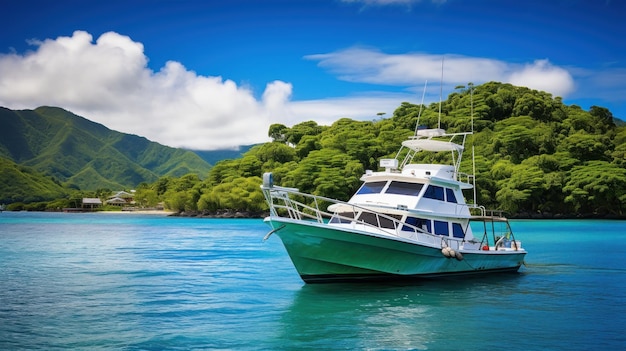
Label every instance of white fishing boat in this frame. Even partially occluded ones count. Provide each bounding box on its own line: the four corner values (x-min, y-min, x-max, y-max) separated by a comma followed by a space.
261, 119, 526, 283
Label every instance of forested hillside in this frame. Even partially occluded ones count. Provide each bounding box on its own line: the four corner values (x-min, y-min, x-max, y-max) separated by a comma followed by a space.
0, 106, 212, 204
136, 82, 625, 218
0, 157, 68, 204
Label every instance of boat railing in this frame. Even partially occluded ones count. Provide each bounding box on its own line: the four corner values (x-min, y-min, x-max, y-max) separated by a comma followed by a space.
467, 204, 487, 217
457, 171, 474, 185
262, 182, 456, 247
469, 206, 507, 220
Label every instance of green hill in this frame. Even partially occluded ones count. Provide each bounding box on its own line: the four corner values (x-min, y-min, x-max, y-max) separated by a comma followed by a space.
0, 106, 212, 202
0, 157, 67, 204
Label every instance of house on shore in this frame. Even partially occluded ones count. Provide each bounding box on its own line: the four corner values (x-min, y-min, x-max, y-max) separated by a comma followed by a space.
106, 191, 135, 207
81, 198, 102, 211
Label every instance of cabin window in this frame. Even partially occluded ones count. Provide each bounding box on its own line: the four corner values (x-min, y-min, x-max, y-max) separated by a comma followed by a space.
424, 185, 445, 201
403, 217, 431, 232
377, 215, 396, 229
446, 188, 458, 203
381, 214, 403, 229
357, 211, 378, 226
452, 223, 464, 238
434, 220, 449, 236
386, 181, 424, 196
358, 211, 384, 228
357, 212, 400, 229
356, 181, 387, 195
329, 212, 355, 224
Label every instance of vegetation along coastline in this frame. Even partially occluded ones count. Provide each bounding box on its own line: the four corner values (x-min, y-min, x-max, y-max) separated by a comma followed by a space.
1, 82, 625, 218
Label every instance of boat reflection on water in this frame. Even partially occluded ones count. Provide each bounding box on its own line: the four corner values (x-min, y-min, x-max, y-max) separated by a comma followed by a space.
276, 274, 525, 350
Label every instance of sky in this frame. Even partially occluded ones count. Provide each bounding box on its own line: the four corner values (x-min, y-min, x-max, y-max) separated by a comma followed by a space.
1, 0, 624, 150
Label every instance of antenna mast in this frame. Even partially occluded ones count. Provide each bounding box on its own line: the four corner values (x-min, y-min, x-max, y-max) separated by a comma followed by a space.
438, 56, 444, 129
414, 80, 427, 135
470, 83, 477, 207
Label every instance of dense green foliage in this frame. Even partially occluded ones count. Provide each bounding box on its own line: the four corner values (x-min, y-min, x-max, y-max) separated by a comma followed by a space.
0, 106, 212, 203
0, 157, 67, 204
2, 82, 625, 217
141, 81, 625, 217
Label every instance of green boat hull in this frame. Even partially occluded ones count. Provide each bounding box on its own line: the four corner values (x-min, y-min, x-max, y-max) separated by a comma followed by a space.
265, 218, 526, 283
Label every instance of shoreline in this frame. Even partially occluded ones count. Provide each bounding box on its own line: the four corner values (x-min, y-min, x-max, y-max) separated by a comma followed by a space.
100, 209, 177, 216
56, 208, 177, 216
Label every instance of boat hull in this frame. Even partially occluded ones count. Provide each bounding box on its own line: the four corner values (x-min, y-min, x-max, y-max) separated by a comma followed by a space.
265, 218, 526, 283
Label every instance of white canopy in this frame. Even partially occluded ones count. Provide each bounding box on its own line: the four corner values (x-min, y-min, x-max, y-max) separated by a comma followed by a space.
401, 139, 464, 153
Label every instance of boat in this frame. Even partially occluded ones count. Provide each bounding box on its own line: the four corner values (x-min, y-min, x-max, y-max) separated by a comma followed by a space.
261, 120, 526, 283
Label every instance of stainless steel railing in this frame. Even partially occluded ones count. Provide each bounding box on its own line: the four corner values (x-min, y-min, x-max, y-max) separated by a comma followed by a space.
261, 184, 452, 247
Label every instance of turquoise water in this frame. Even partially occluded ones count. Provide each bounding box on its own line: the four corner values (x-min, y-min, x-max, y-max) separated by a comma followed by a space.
0, 212, 624, 350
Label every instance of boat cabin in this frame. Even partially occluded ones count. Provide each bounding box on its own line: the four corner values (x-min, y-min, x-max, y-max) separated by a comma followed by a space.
348, 162, 472, 216
326, 162, 478, 247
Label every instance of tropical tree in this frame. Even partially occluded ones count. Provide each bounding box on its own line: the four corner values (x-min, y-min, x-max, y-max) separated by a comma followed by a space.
563, 161, 626, 216
162, 174, 203, 211
198, 176, 265, 212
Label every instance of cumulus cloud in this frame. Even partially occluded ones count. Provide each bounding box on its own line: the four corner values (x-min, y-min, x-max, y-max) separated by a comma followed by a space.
507, 59, 575, 97
306, 48, 576, 98
289, 92, 411, 125
0, 31, 289, 150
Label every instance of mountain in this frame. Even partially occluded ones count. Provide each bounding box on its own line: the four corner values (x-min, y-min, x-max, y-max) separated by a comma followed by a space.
0, 106, 212, 195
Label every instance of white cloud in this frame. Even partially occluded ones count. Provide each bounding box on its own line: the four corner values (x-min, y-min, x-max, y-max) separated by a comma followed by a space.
306, 48, 576, 98
289, 92, 413, 125
507, 59, 575, 97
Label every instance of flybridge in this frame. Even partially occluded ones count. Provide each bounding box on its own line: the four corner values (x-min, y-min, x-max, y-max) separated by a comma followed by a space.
364, 164, 457, 182
396, 128, 472, 174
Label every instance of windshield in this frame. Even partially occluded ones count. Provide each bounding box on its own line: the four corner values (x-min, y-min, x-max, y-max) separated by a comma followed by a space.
356, 181, 387, 195
386, 181, 424, 196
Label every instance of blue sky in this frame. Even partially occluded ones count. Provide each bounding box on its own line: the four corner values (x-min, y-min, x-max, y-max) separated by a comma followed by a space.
1, 0, 624, 150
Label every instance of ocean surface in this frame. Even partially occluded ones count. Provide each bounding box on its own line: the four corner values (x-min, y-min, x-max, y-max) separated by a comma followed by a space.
0, 212, 624, 350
